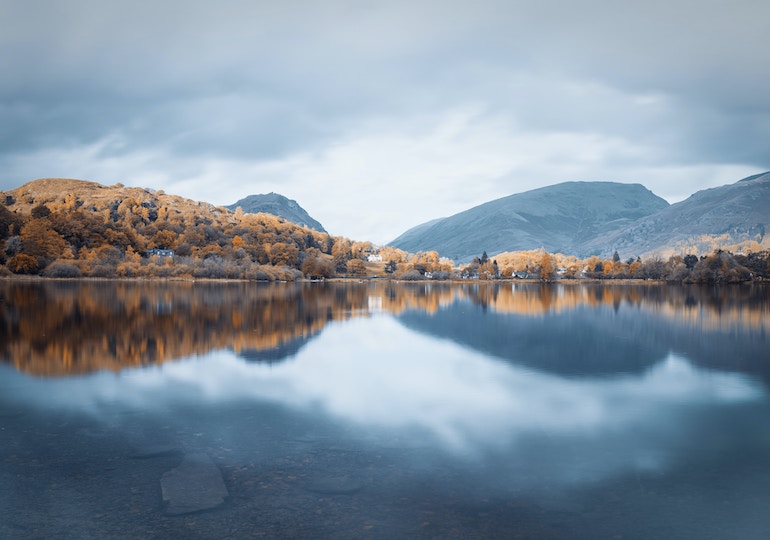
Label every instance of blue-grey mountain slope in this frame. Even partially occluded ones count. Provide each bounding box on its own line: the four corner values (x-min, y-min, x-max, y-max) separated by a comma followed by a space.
227, 193, 326, 233
582, 172, 770, 258
389, 182, 669, 262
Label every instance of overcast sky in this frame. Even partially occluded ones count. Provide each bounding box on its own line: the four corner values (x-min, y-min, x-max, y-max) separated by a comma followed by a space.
1, 1, 768, 243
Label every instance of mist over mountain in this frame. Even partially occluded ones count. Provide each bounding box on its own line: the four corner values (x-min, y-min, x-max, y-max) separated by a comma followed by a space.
389, 182, 669, 262
227, 193, 326, 233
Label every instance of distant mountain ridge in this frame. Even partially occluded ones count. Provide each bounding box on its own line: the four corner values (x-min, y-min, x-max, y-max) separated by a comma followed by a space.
581, 172, 770, 258
389, 174, 770, 261
226, 193, 326, 233
389, 182, 669, 262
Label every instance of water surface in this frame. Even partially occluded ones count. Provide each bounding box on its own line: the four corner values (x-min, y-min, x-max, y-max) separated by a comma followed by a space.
2, 281, 770, 539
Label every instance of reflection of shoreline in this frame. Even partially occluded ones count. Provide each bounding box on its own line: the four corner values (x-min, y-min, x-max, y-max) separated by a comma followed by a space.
397, 283, 770, 384
482, 283, 770, 334
1, 281, 768, 377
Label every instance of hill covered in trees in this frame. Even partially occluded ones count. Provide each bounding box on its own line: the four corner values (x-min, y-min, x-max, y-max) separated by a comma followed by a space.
0, 178, 382, 280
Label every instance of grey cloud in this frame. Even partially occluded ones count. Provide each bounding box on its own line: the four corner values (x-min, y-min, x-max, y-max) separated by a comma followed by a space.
1, 0, 768, 192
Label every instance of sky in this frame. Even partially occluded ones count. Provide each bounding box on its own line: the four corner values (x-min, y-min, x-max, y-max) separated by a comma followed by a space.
1, 0, 769, 244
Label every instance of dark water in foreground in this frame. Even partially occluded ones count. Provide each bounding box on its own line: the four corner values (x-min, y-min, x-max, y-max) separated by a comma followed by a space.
1, 280, 770, 539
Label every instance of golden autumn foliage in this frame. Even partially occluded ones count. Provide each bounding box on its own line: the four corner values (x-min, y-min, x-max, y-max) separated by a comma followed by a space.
0, 178, 351, 280
4, 280, 768, 377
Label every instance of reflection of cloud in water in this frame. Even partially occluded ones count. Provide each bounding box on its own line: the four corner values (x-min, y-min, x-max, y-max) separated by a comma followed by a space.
2, 316, 765, 491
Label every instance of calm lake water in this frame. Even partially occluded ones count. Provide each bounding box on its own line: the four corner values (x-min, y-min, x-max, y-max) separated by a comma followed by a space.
1, 280, 770, 539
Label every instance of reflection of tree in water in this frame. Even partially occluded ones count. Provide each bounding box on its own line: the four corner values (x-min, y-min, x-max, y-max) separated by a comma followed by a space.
2, 281, 768, 376
1, 282, 343, 375
0, 281, 457, 376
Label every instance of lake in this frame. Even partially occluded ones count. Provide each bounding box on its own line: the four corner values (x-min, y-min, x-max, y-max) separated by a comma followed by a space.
1, 280, 770, 539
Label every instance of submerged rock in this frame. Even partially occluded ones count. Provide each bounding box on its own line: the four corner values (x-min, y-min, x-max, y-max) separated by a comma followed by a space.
304, 475, 363, 495
160, 453, 228, 515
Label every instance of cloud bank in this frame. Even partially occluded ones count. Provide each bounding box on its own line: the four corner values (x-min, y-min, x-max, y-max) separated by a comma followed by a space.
1, 0, 768, 241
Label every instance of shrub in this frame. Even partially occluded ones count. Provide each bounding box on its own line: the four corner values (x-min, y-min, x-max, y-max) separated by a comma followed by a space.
89, 264, 116, 278
43, 262, 83, 278
398, 270, 424, 281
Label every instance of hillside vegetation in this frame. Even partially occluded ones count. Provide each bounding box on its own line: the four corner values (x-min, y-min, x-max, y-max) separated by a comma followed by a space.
0, 178, 389, 280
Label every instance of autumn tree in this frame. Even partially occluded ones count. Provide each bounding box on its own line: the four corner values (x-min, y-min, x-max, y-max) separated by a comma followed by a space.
302, 256, 335, 279
20, 219, 67, 265
150, 229, 178, 250
268, 242, 300, 267
538, 250, 555, 281
332, 237, 352, 273
478, 261, 495, 279
415, 251, 441, 273
351, 241, 372, 260
8, 254, 40, 274
347, 258, 368, 277
0, 206, 23, 241
379, 246, 406, 263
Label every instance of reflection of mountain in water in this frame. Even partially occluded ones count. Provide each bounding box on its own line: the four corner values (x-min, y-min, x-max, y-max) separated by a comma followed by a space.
236, 331, 319, 363
397, 288, 770, 381
399, 302, 662, 376
3, 280, 769, 381
0, 281, 349, 376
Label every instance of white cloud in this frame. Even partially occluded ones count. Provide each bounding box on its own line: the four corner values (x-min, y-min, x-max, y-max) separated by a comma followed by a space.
1, 1, 768, 243
2, 101, 760, 243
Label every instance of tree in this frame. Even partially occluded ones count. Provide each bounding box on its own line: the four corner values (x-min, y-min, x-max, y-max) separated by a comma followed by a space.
332, 237, 352, 272
20, 219, 66, 263
416, 251, 440, 273
640, 255, 666, 279
347, 259, 367, 277
31, 204, 51, 219
539, 251, 555, 281
683, 254, 699, 269
150, 229, 178, 250
302, 256, 335, 279
384, 260, 398, 274
8, 254, 40, 274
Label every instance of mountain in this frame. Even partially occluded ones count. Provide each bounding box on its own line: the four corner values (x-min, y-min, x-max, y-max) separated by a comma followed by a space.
582, 172, 770, 258
227, 193, 326, 233
389, 182, 669, 262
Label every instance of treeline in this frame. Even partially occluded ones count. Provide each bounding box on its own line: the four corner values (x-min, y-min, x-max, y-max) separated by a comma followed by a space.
459, 248, 770, 283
